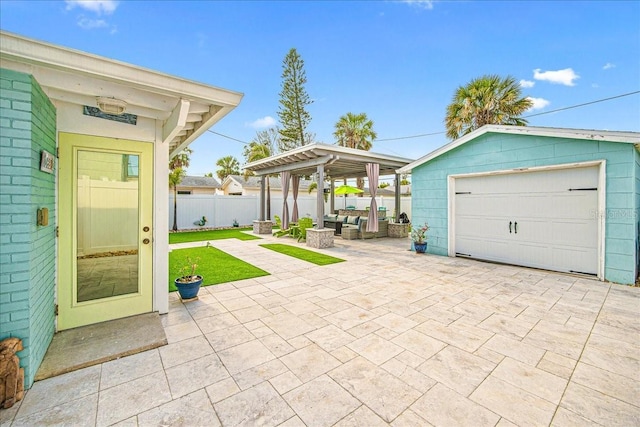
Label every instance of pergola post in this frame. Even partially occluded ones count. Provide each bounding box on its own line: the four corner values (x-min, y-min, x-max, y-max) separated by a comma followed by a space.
394, 173, 401, 223
259, 175, 266, 221
330, 179, 335, 214
316, 164, 325, 228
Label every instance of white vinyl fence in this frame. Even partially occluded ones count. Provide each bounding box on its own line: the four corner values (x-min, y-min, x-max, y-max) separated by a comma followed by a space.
169, 194, 412, 230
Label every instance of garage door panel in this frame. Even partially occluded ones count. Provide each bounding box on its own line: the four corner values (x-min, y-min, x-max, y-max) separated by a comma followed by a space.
456, 237, 511, 262
550, 247, 598, 275
454, 165, 599, 277
456, 195, 509, 217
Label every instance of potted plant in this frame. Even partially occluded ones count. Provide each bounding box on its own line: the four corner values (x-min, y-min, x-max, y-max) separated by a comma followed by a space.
232, 219, 239, 227
411, 222, 429, 254
174, 256, 203, 300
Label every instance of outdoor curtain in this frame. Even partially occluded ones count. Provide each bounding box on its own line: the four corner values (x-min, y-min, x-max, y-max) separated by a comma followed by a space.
281, 171, 290, 230
366, 162, 379, 232
291, 175, 300, 223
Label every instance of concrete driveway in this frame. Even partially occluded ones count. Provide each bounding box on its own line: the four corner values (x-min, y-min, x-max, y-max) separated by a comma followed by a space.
3, 234, 639, 426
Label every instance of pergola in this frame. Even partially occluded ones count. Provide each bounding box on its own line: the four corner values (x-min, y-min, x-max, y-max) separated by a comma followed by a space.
243, 143, 414, 230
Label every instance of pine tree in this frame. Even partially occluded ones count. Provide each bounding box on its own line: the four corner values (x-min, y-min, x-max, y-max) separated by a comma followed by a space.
278, 48, 312, 152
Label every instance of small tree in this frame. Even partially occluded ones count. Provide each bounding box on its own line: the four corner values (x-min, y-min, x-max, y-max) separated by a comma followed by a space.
169, 167, 185, 231
445, 74, 533, 140
243, 129, 278, 219
216, 156, 240, 181
334, 112, 377, 193
168, 149, 192, 231
278, 48, 313, 152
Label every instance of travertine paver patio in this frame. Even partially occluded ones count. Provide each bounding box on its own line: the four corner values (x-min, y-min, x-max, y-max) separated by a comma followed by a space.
2, 233, 639, 426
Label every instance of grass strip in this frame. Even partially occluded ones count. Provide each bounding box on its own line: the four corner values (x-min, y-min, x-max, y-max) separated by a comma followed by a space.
259, 243, 346, 266
169, 227, 260, 244
169, 245, 269, 291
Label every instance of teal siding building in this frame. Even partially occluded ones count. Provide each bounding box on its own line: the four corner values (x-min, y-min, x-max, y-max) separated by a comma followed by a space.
400, 125, 640, 286
1, 31, 242, 392
1, 69, 57, 387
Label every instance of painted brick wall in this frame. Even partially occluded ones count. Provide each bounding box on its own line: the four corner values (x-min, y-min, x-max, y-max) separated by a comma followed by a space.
412, 132, 638, 285
0, 68, 56, 387
635, 149, 640, 282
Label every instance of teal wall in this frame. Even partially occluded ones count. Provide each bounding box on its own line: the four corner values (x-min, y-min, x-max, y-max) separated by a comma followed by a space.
0, 68, 57, 387
635, 149, 640, 282
412, 131, 638, 285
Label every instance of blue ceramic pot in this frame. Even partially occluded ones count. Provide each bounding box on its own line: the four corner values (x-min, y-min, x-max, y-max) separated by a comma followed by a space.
414, 242, 427, 254
175, 276, 203, 299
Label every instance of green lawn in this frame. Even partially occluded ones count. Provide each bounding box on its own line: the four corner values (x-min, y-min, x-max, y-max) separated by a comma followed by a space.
169, 227, 261, 244
169, 245, 269, 291
259, 243, 346, 266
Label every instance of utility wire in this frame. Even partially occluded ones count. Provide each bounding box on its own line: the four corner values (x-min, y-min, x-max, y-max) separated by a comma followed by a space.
373, 90, 640, 142
206, 129, 250, 145
522, 90, 639, 118
206, 90, 639, 145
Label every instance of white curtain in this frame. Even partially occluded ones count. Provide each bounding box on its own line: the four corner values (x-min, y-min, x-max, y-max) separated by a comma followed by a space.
281, 171, 290, 230
291, 175, 300, 223
366, 163, 379, 232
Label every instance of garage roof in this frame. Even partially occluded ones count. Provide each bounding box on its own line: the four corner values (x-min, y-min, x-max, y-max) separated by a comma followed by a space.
243, 143, 414, 179
399, 125, 640, 174
0, 31, 243, 157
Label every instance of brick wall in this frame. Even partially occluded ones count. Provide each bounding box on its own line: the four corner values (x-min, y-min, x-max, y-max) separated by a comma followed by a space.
0, 68, 57, 388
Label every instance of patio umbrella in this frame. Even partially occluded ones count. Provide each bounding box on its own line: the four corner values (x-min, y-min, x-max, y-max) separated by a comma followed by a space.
334, 185, 363, 195
335, 184, 363, 209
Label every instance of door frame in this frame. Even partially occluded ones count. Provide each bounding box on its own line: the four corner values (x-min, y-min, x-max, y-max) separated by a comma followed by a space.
447, 160, 606, 280
57, 132, 155, 330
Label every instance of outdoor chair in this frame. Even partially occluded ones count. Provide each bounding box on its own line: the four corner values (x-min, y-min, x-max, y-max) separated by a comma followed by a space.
296, 217, 314, 242
273, 215, 291, 238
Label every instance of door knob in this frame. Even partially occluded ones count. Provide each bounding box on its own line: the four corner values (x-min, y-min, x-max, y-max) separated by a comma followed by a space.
514, 222, 518, 234
509, 221, 512, 233
142, 238, 150, 244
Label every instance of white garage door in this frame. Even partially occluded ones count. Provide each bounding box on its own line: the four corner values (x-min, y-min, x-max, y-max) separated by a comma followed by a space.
454, 165, 599, 276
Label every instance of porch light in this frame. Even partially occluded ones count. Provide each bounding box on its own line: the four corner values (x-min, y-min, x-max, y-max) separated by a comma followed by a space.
96, 97, 127, 115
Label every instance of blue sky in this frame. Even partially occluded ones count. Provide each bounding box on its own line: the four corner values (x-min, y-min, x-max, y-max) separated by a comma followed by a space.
2, 0, 639, 179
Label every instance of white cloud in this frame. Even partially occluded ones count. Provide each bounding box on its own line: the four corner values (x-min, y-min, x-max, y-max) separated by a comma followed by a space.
603, 63, 616, 70
519, 79, 535, 88
66, 0, 119, 15
77, 16, 108, 29
533, 68, 579, 86
248, 116, 277, 128
527, 97, 550, 110
401, 0, 434, 10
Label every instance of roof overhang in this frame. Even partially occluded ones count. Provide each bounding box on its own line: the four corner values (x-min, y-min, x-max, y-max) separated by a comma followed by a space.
0, 31, 243, 157
399, 125, 640, 174
244, 143, 414, 178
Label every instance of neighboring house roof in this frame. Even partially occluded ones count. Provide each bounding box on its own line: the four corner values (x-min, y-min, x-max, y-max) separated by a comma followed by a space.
0, 31, 243, 157
398, 125, 640, 174
178, 176, 221, 189
222, 175, 315, 191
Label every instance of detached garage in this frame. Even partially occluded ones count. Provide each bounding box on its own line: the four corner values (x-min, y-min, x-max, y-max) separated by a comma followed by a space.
400, 125, 640, 285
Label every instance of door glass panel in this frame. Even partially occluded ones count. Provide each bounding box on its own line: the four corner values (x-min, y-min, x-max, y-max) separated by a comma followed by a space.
76, 150, 139, 302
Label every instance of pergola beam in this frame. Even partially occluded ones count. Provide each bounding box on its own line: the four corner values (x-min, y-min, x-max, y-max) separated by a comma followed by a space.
253, 155, 337, 176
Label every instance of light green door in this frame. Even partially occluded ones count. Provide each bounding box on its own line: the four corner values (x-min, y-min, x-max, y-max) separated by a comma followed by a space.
58, 133, 153, 330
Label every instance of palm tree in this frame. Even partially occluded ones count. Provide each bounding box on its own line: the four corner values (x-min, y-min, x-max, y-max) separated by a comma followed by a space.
169, 167, 185, 231
243, 136, 275, 219
168, 149, 192, 232
334, 112, 377, 150
169, 147, 192, 170
334, 112, 377, 192
445, 75, 533, 140
216, 156, 240, 181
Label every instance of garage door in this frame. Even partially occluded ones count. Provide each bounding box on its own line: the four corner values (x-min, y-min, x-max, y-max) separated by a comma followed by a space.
454, 166, 599, 276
